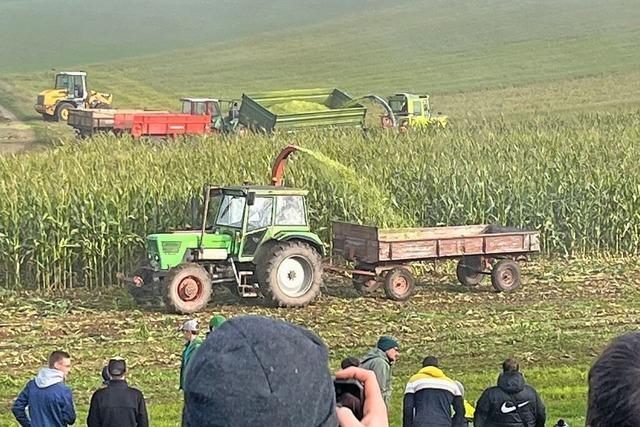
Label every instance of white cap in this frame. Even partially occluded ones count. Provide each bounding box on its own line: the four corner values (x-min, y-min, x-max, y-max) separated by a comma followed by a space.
180, 319, 199, 332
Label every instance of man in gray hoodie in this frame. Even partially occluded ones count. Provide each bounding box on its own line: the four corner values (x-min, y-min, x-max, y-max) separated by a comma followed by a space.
360, 336, 400, 408
12, 350, 76, 427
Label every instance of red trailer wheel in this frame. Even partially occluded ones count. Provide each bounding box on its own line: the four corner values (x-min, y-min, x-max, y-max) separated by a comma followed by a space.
383, 268, 415, 301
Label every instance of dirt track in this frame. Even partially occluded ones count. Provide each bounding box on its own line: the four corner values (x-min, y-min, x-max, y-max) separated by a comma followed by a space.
0, 101, 36, 155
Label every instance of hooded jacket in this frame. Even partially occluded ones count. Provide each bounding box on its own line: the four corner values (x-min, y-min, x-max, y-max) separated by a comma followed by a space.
474, 371, 545, 427
87, 379, 148, 427
12, 368, 76, 427
360, 347, 393, 407
180, 337, 203, 390
403, 366, 466, 427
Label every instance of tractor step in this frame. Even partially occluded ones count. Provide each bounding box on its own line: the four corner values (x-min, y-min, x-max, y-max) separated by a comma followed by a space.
238, 271, 258, 297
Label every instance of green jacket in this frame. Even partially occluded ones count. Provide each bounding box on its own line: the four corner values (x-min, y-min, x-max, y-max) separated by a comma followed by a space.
360, 347, 393, 407
180, 337, 202, 390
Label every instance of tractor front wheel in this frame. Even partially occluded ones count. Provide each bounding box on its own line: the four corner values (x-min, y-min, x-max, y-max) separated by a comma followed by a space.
164, 263, 212, 313
256, 241, 322, 307
55, 103, 73, 122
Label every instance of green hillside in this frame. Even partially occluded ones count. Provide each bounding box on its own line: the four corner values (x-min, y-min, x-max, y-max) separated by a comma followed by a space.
2, 0, 640, 123
0, 0, 391, 72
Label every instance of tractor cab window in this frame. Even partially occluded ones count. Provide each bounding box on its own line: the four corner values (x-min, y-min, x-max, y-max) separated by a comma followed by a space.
216, 194, 246, 228
55, 74, 72, 91
194, 102, 207, 115
275, 196, 306, 226
181, 101, 192, 114
389, 99, 407, 115
247, 197, 273, 231
412, 101, 422, 115
209, 102, 221, 118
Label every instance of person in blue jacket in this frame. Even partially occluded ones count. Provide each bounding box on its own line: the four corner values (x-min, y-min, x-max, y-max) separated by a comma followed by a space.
12, 350, 76, 427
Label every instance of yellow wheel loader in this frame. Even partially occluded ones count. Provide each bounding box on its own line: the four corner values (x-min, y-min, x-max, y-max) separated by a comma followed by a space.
35, 71, 113, 121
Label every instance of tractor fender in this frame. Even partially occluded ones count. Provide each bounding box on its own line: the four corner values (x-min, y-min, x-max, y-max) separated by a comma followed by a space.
252, 234, 325, 266
276, 233, 325, 256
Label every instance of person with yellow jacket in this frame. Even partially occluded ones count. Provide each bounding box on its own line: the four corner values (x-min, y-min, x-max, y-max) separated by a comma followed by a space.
403, 356, 467, 427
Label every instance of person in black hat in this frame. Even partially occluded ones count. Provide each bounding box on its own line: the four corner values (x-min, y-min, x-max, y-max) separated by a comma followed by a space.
185, 315, 390, 427
87, 358, 148, 427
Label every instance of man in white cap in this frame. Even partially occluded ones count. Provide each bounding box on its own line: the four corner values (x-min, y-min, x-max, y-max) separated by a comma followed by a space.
179, 319, 202, 390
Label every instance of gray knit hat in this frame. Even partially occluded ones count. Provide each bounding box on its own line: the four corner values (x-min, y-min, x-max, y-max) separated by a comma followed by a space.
184, 316, 338, 427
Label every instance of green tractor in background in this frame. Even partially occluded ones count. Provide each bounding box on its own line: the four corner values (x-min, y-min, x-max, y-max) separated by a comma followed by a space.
118, 146, 324, 313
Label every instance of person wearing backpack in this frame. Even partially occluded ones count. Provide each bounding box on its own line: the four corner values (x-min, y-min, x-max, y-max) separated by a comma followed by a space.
474, 358, 545, 427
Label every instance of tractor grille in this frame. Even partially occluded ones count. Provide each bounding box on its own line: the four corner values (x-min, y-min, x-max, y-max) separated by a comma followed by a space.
161, 241, 182, 255
36, 95, 44, 106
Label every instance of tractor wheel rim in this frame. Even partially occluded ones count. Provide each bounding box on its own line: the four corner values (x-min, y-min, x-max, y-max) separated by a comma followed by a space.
392, 276, 409, 294
500, 270, 515, 287
61, 109, 69, 120
277, 256, 313, 297
178, 276, 203, 302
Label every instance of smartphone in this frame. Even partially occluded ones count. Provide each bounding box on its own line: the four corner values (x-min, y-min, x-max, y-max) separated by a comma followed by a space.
334, 378, 365, 420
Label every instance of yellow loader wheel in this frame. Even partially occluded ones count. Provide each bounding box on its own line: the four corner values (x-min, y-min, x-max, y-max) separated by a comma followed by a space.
55, 103, 73, 122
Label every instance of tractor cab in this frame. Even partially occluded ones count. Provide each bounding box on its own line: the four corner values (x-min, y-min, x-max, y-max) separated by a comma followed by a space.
203, 185, 313, 262
180, 98, 239, 133
387, 93, 448, 129
35, 71, 113, 121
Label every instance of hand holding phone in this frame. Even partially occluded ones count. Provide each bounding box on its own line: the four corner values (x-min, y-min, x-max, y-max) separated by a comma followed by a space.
334, 367, 388, 427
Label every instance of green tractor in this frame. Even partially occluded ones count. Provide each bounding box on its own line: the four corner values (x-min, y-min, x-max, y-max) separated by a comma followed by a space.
119, 146, 324, 313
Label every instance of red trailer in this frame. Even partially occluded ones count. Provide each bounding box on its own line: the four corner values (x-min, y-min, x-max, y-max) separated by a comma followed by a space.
114, 113, 211, 138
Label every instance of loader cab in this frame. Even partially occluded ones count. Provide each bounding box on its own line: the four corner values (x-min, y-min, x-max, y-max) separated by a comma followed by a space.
203, 185, 312, 262
55, 72, 88, 102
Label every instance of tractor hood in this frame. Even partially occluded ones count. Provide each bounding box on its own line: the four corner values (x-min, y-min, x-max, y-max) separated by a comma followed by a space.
147, 231, 233, 270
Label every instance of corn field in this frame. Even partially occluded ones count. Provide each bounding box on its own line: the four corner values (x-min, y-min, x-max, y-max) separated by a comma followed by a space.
1, 111, 640, 290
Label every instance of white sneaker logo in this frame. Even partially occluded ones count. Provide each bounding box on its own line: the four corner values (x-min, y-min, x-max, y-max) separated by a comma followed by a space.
500, 401, 529, 414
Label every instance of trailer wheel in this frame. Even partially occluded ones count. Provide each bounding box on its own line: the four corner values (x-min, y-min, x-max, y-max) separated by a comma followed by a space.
353, 276, 380, 295
456, 256, 484, 286
491, 260, 521, 292
164, 263, 212, 313
383, 268, 415, 301
256, 241, 322, 307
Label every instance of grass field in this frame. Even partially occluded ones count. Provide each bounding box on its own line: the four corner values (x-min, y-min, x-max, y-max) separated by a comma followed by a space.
1, 0, 640, 426
2, 257, 639, 426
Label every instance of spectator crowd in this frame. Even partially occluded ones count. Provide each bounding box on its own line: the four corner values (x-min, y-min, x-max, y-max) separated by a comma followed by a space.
11, 313, 638, 427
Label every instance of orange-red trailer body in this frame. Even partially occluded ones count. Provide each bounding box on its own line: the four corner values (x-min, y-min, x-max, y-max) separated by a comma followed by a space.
114, 113, 211, 138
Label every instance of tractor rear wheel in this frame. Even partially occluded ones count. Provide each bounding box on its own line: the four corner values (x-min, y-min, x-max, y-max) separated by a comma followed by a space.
164, 263, 212, 313
55, 103, 73, 122
256, 241, 322, 307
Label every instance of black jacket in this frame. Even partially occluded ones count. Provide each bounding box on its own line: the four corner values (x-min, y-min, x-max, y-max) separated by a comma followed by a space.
402, 367, 466, 427
87, 380, 148, 427
474, 372, 545, 427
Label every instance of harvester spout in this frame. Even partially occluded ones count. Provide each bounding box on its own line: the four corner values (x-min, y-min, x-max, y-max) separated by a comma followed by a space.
271, 144, 301, 186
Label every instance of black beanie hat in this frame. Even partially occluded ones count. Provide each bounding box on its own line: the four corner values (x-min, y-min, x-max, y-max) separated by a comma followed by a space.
184, 316, 338, 427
